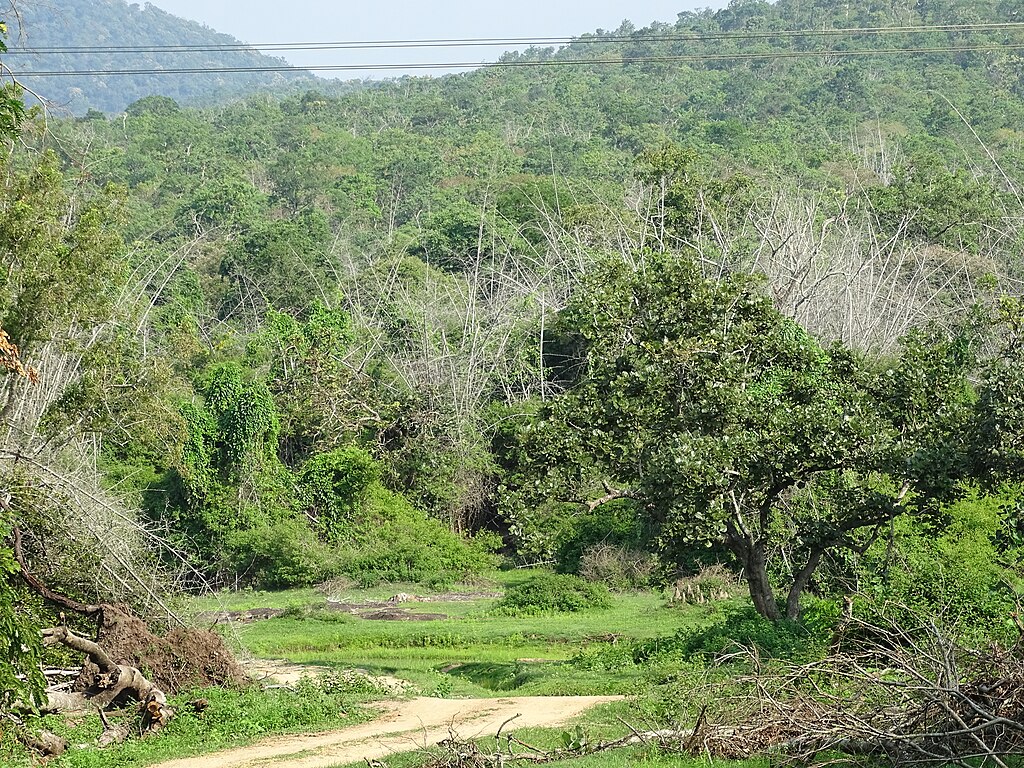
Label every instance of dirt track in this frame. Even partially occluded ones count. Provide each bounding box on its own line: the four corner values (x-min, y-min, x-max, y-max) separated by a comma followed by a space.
150, 695, 622, 768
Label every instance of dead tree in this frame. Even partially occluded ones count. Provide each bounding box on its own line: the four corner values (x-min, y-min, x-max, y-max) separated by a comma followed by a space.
8, 525, 245, 740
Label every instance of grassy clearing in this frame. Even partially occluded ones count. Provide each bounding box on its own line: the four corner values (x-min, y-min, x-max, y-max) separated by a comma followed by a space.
222, 570, 716, 697
5, 571, 744, 767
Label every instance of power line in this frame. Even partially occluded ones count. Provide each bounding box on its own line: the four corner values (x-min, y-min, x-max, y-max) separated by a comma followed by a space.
10, 42, 1023, 77
3, 21, 1023, 56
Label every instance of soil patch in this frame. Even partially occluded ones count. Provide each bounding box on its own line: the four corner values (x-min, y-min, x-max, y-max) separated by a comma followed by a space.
246, 660, 412, 695
358, 608, 449, 621
197, 608, 286, 625
80, 606, 247, 694
199, 600, 456, 624
149, 695, 622, 768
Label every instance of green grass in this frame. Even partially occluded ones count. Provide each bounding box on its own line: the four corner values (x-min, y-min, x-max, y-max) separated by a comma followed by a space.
2, 682, 381, 768
219, 570, 713, 697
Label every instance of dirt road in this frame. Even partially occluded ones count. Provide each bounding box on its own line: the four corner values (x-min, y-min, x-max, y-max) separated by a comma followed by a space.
150, 695, 622, 768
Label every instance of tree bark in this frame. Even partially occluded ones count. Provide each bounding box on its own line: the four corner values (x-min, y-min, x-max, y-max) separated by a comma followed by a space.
785, 547, 825, 620
732, 537, 781, 621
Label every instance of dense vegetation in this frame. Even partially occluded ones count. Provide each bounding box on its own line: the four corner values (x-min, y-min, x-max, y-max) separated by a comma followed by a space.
3, 0, 1024, 763
6, 0, 316, 113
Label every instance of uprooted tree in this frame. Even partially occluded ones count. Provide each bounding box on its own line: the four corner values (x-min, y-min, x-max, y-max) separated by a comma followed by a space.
2, 521, 246, 756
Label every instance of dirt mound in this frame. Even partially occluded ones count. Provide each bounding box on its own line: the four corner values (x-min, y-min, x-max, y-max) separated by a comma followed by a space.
76, 606, 247, 694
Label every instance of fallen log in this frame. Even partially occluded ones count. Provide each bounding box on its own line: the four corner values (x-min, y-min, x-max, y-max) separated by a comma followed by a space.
38, 624, 173, 731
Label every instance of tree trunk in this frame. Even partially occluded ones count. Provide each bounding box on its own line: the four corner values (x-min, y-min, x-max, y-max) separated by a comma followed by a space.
737, 540, 781, 621
785, 547, 825, 620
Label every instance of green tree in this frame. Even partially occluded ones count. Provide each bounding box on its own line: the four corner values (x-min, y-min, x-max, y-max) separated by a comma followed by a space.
523, 252, 978, 620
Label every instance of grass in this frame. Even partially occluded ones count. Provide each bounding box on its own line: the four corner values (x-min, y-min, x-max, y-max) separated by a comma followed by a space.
2, 682, 381, 768
220, 569, 714, 698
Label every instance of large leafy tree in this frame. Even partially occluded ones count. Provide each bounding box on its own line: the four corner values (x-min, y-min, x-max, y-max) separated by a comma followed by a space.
523, 252, 977, 620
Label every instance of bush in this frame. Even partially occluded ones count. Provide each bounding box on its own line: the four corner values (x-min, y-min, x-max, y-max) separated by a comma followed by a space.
223, 517, 332, 589
496, 573, 611, 615
297, 447, 380, 541
632, 605, 820, 663
555, 500, 649, 573
578, 544, 659, 591
860, 490, 1020, 635
668, 564, 743, 605
335, 486, 498, 587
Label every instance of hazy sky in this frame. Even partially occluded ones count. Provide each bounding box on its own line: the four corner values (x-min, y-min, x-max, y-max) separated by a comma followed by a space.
148, 1, 728, 79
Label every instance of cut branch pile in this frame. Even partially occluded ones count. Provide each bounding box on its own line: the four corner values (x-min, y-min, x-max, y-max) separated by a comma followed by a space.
417, 718, 694, 768
679, 614, 1024, 766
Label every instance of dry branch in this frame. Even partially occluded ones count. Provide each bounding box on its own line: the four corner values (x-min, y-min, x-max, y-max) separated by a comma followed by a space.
672, 614, 1024, 766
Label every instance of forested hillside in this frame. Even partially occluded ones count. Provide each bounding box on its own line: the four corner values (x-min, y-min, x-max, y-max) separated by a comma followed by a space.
4, 0, 1024, 763
4, 0, 316, 113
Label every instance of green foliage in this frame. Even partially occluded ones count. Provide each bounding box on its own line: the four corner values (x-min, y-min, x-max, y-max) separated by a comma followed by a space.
496, 573, 612, 615
178, 176, 266, 230
0, 152, 127, 349
631, 605, 824, 664
202, 362, 280, 466
860, 489, 1021, 630
867, 155, 1006, 253
219, 211, 332, 317
0, 82, 24, 144
165, 363, 293, 571
336, 486, 498, 587
297, 447, 381, 540
519, 251, 990, 620
973, 297, 1024, 480
553, 501, 650, 575
224, 517, 333, 590
0, 22, 24, 141
634, 141, 750, 242
0, 516, 44, 708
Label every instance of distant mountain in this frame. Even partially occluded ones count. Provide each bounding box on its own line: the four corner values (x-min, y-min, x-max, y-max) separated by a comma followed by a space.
3, 0, 318, 114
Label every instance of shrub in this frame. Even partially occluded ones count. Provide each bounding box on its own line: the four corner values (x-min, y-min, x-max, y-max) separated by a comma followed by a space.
297, 447, 381, 541
554, 500, 649, 573
668, 564, 743, 605
336, 486, 497, 587
632, 605, 820, 663
223, 517, 332, 589
859, 489, 1020, 636
578, 544, 659, 591
496, 573, 611, 615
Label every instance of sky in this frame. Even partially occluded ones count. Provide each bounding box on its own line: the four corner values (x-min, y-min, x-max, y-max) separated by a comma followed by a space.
148, 1, 729, 79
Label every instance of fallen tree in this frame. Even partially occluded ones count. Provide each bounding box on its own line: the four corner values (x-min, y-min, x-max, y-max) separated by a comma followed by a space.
5, 525, 247, 756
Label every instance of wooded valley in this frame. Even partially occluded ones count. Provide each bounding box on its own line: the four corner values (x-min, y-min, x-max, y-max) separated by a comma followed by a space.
3, 0, 1024, 765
